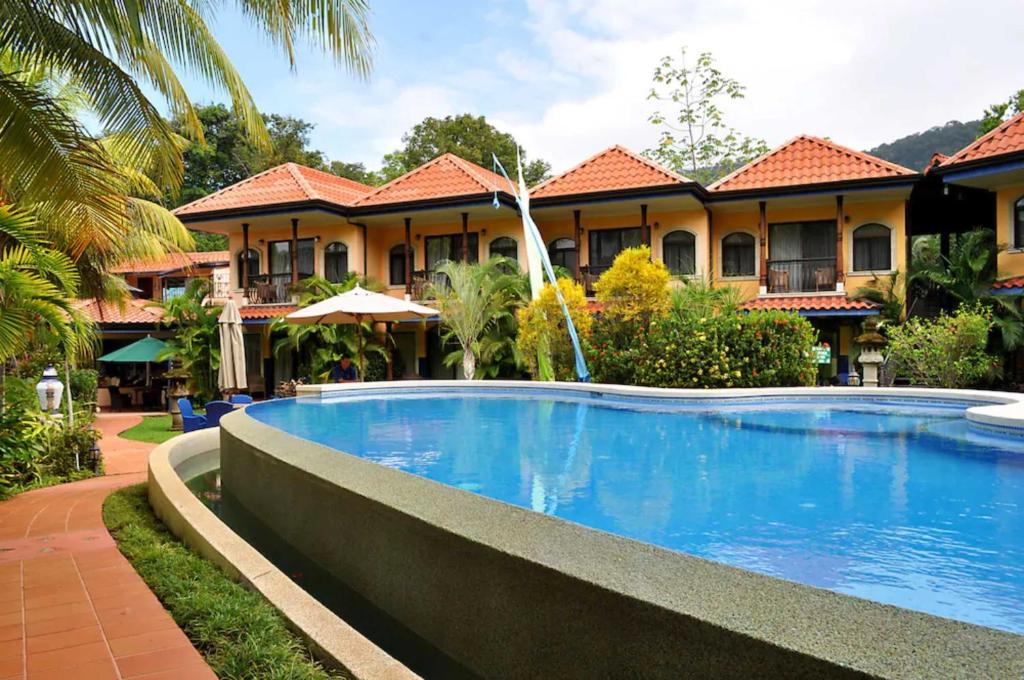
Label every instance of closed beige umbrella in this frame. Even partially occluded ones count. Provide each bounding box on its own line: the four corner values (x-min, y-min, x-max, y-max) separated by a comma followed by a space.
218, 299, 248, 393
285, 285, 439, 380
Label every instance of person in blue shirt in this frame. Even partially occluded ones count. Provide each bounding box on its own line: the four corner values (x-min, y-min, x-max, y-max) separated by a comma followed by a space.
330, 355, 358, 383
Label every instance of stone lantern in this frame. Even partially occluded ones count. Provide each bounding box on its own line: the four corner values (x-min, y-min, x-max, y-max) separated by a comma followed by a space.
165, 357, 191, 431
855, 318, 887, 388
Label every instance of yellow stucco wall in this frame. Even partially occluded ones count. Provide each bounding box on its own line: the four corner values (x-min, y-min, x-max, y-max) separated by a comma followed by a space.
996, 183, 1024, 277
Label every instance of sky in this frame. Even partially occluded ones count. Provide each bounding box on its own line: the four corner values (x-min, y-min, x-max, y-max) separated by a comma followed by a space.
183, 0, 1024, 174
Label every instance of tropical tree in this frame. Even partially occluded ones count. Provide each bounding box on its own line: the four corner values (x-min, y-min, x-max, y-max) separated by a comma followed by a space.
270, 275, 389, 382
908, 228, 1024, 352
645, 48, 769, 184
427, 258, 527, 380
852, 270, 905, 330
979, 88, 1024, 136
0, 0, 374, 295
380, 114, 550, 185
154, 279, 221, 402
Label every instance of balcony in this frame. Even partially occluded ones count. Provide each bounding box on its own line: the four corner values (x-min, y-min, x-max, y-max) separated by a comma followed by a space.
246, 273, 301, 304
766, 258, 836, 294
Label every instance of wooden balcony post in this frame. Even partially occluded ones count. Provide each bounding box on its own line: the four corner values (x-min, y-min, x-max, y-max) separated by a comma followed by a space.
241, 222, 250, 300
758, 201, 768, 292
290, 218, 299, 286
573, 209, 582, 283
404, 217, 412, 297
641, 204, 650, 248
835, 195, 845, 290
461, 212, 469, 262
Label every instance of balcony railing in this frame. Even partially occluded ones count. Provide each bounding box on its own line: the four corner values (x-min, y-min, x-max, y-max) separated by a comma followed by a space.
766, 258, 836, 293
246, 273, 307, 304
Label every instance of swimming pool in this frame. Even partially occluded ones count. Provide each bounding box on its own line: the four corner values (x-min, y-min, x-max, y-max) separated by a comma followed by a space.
245, 387, 1024, 635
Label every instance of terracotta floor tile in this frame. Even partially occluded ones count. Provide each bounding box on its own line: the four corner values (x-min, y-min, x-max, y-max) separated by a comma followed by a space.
27, 624, 104, 654
117, 646, 205, 678
0, 639, 21, 661
126, 660, 218, 679
91, 589, 162, 612
85, 579, 151, 600
109, 627, 192, 658
0, 656, 22, 678
26, 611, 96, 637
0, 599, 21, 615
0, 612, 20, 627
0, 622, 21, 641
25, 586, 88, 610
25, 600, 93, 623
100, 612, 178, 641
27, 656, 118, 680
27, 639, 109, 672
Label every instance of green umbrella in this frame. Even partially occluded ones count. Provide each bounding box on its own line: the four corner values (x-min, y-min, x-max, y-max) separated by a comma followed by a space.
98, 336, 167, 363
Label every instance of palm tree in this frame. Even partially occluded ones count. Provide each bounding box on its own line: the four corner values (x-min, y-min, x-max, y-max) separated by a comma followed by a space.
154, 278, 222, 402
428, 258, 527, 380
909, 228, 1024, 352
270, 275, 389, 382
0, 0, 373, 294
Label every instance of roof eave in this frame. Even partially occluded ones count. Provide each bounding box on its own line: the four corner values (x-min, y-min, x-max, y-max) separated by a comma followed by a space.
531, 183, 707, 207
934, 150, 1024, 177
707, 174, 920, 202
174, 199, 352, 223
350, 192, 518, 216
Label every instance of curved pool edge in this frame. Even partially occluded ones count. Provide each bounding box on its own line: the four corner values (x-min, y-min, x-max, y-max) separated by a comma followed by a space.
146, 428, 419, 680
299, 381, 1024, 438
225, 383, 1024, 679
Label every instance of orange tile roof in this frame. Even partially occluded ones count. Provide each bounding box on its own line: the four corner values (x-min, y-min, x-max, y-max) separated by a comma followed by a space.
72, 298, 164, 325
110, 251, 229, 274
709, 135, 916, 192
942, 112, 1024, 167
531, 145, 691, 199
239, 304, 297, 320
174, 163, 373, 217
354, 153, 509, 207
742, 295, 879, 313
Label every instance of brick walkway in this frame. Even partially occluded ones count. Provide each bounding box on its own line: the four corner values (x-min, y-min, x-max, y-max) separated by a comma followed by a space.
0, 414, 215, 679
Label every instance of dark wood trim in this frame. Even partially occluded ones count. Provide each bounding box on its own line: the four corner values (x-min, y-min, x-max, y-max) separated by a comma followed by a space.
640, 204, 649, 247
707, 175, 920, 203
573, 209, 582, 283
241, 222, 250, 299
531, 183, 706, 208
758, 201, 768, 288
835, 195, 845, 286
705, 207, 714, 279
461, 212, 469, 263
290, 218, 299, 286
404, 217, 412, 297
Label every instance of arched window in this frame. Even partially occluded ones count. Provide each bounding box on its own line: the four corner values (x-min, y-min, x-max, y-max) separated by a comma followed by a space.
663, 230, 696, 276
489, 237, 518, 261
548, 238, 577, 274
237, 249, 260, 288
324, 242, 348, 283
1015, 196, 1024, 248
721, 232, 756, 277
852, 223, 891, 272
389, 244, 414, 286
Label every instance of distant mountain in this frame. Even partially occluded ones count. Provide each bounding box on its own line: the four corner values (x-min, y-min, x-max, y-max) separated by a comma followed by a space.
867, 120, 980, 172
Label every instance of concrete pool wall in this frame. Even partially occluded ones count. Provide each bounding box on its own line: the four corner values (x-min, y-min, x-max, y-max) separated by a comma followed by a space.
215, 383, 1024, 679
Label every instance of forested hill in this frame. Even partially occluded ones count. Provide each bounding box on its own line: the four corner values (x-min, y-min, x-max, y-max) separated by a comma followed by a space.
866, 120, 980, 171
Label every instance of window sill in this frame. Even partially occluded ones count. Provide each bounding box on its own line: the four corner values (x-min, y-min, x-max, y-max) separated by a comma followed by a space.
720, 275, 758, 282
847, 269, 895, 276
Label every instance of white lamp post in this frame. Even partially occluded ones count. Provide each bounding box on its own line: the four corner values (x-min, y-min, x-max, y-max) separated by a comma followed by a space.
35, 365, 64, 415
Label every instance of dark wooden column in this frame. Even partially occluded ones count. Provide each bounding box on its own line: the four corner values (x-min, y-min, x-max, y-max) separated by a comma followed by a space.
241, 222, 250, 299
290, 218, 299, 286
573, 209, 582, 283
461, 212, 469, 262
835, 195, 845, 288
758, 201, 768, 290
404, 217, 412, 297
640, 204, 650, 247
705, 207, 713, 279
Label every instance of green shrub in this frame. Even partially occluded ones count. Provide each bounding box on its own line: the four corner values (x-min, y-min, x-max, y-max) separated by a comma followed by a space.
887, 304, 999, 388
588, 310, 817, 388
0, 408, 101, 498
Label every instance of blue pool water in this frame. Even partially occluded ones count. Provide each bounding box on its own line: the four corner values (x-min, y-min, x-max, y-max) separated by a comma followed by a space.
247, 390, 1024, 634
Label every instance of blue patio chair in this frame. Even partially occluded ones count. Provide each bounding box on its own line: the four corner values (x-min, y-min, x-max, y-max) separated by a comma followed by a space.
204, 400, 234, 427
178, 398, 207, 433
228, 394, 253, 405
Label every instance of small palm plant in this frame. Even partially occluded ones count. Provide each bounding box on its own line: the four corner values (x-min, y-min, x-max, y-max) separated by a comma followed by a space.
428, 257, 527, 380
154, 279, 222, 402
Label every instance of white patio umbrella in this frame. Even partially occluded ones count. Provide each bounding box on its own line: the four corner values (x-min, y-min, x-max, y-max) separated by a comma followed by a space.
218, 299, 248, 393
284, 285, 439, 380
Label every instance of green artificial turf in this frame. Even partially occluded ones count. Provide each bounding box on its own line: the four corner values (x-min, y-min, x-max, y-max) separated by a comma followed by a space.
103, 484, 346, 679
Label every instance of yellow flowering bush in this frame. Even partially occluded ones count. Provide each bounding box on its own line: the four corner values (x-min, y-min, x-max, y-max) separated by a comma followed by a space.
516, 279, 592, 380
593, 246, 670, 322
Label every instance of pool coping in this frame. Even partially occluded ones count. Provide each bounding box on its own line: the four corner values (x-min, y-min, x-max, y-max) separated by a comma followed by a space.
230, 382, 1024, 678
146, 428, 420, 680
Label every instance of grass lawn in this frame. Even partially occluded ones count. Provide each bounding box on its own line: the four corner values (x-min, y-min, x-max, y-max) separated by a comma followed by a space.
103, 484, 345, 679
119, 415, 177, 444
